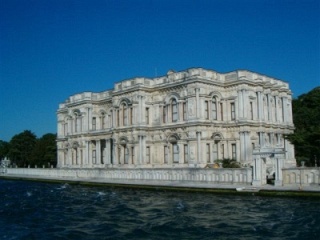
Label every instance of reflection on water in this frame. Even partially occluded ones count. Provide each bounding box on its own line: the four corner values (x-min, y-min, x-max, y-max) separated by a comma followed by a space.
0, 180, 319, 239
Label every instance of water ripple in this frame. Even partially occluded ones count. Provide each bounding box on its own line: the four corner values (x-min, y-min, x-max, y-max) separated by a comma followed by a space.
1, 180, 320, 239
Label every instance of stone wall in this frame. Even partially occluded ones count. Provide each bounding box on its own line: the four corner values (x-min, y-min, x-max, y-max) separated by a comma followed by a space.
282, 167, 320, 186
5, 168, 252, 185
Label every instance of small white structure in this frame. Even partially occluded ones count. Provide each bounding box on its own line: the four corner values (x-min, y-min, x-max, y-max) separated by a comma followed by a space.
252, 147, 286, 186
0, 157, 11, 173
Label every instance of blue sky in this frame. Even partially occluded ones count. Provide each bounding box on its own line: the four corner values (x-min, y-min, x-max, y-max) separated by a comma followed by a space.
0, 0, 319, 142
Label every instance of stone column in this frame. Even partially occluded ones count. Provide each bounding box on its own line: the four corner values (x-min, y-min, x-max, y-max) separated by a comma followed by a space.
239, 131, 249, 162
244, 132, 250, 162
137, 95, 144, 125
113, 142, 118, 165
282, 97, 287, 123
96, 140, 101, 165
67, 118, 72, 135
58, 121, 63, 137
274, 96, 278, 122
196, 131, 201, 164
257, 91, 262, 121
288, 98, 293, 124
88, 108, 92, 131
139, 135, 143, 165
178, 102, 183, 122
105, 139, 110, 164
88, 141, 93, 167
252, 156, 262, 186
243, 89, 247, 119
239, 132, 245, 162
274, 157, 283, 186
265, 95, 270, 121
178, 142, 184, 164
67, 147, 72, 166
237, 89, 244, 119
195, 88, 200, 119
259, 132, 265, 147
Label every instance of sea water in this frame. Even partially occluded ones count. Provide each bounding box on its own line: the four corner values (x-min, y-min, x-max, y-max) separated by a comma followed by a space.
0, 180, 319, 240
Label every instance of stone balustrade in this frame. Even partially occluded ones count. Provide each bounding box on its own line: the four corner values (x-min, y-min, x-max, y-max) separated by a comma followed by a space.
5, 167, 252, 185
282, 167, 320, 186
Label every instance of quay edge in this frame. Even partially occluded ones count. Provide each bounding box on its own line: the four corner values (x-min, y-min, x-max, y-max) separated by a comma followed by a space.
1, 174, 320, 198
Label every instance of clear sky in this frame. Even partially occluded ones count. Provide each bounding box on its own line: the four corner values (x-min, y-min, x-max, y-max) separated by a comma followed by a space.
0, 0, 319, 142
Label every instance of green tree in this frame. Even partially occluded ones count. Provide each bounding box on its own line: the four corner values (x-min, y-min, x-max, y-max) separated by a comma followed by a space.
286, 87, 320, 166
30, 133, 57, 167
0, 140, 10, 160
215, 158, 241, 168
8, 130, 37, 167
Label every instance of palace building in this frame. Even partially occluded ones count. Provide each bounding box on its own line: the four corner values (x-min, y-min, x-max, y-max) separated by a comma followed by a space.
56, 68, 296, 170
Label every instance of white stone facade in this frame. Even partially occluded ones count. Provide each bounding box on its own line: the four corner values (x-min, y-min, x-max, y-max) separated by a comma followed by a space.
57, 68, 295, 169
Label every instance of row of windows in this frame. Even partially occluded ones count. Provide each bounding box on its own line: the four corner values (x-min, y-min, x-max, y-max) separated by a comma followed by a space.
67, 142, 239, 166
64, 95, 288, 134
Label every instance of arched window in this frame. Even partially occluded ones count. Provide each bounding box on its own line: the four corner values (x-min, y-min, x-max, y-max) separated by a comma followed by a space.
171, 99, 178, 122
212, 97, 217, 120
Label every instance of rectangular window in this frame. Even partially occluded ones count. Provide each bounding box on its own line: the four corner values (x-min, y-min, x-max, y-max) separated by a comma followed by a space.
250, 102, 253, 120
213, 142, 218, 161
117, 110, 120, 127
231, 103, 235, 120
145, 108, 149, 124
118, 147, 121, 163
205, 101, 209, 119
110, 111, 113, 128
221, 144, 224, 159
184, 144, 188, 163
163, 106, 167, 123
131, 146, 134, 164
231, 143, 236, 160
206, 143, 210, 163
220, 103, 223, 120
172, 101, 178, 122
130, 107, 133, 125
92, 117, 96, 130
123, 108, 127, 126
164, 146, 168, 163
172, 144, 179, 163
146, 146, 150, 164
101, 116, 105, 129
212, 98, 217, 120
183, 102, 187, 121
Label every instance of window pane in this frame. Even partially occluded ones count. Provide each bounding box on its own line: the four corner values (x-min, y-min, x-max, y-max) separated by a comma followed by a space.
172, 100, 178, 122
173, 144, 179, 163
212, 97, 217, 120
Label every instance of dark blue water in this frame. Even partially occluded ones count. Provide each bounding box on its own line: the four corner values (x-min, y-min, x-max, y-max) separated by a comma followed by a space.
0, 180, 319, 240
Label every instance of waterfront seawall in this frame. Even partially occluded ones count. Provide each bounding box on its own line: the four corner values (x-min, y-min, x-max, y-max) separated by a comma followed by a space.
1, 167, 252, 185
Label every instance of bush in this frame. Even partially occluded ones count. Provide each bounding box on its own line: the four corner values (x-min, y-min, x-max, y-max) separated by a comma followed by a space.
214, 158, 241, 168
